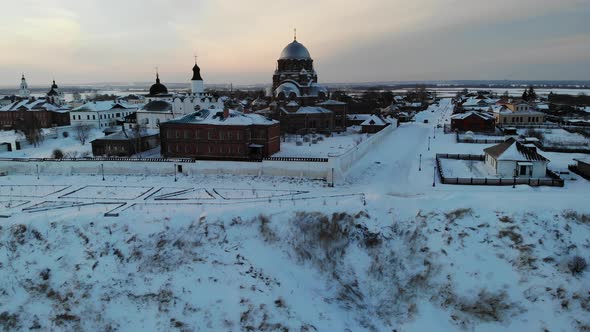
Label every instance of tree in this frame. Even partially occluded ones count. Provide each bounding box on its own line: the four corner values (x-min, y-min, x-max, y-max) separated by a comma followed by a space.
522, 89, 529, 101
15, 115, 43, 147
52, 149, 64, 159
131, 123, 147, 157
74, 124, 92, 145
527, 86, 537, 101
72, 92, 82, 101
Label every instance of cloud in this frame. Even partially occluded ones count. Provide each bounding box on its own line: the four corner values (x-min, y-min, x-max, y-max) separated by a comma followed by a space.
0, 0, 588, 85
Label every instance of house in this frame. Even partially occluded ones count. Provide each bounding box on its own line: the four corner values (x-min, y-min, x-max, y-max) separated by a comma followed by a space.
360, 115, 389, 133
571, 158, 590, 180
70, 101, 138, 129
277, 106, 334, 134
160, 108, 280, 160
492, 107, 545, 126
484, 137, 549, 178
91, 128, 160, 157
450, 111, 496, 133
316, 100, 348, 130
505, 100, 531, 112
346, 114, 371, 127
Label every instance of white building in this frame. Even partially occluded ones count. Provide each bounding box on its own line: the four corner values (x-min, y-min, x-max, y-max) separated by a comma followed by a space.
135, 100, 177, 129
144, 60, 223, 116
484, 138, 549, 178
19, 74, 30, 98
70, 101, 138, 129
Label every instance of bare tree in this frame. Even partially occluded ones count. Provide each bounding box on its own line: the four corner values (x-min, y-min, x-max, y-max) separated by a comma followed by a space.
131, 123, 147, 157
74, 124, 92, 145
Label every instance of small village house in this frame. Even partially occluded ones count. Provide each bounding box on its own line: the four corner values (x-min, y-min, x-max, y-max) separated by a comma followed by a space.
450, 111, 496, 132
361, 115, 389, 133
483, 137, 549, 178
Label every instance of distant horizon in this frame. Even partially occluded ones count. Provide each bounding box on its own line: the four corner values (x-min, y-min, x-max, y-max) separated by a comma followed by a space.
3, 79, 590, 91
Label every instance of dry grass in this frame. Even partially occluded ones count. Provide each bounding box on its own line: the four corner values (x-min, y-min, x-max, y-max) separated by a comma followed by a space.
445, 208, 473, 222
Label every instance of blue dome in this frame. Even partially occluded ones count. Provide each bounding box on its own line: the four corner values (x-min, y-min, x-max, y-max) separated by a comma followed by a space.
279, 40, 311, 60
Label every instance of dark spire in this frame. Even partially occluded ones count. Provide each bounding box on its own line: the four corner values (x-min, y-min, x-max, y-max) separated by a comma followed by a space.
191, 57, 203, 81
294, 28, 297, 41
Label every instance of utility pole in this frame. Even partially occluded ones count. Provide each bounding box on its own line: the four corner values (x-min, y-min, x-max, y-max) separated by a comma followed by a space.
433, 164, 436, 187
101, 163, 105, 181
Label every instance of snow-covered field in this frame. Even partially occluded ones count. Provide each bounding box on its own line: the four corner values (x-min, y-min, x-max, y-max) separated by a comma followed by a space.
440, 159, 497, 178
274, 128, 368, 158
0, 127, 104, 158
529, 128, 589, 148
1, 98, 589, 331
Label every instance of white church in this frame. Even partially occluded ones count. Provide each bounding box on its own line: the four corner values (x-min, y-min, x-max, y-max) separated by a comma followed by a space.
138, 59, 223, 129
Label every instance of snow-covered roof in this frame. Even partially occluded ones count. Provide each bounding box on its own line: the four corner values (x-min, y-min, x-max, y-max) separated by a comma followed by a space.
74, 101, 136, 112
293, 106, 332, 114
575, 157, 590, 165
316, 100, 346, 106
346, 114, 371, 121
164, 109, 278, 126
361, 115, 387, 126
93, 129, 159, 141
484, 138, 548, 162
451, 111, 495, 121
286, 100, 300, 107
0, 98, 68, 112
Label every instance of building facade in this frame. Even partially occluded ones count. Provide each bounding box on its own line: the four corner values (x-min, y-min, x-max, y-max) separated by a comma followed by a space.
160, 108, 280, 160
70, 101, 138, 129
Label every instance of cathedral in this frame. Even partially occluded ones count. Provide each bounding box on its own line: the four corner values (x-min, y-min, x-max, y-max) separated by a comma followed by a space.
268, 33, 347, 134
271, 33, 328, 104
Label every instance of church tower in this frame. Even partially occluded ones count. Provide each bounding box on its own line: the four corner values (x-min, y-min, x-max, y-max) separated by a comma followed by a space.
19, 74, 30, 97
191, 57, 204, 95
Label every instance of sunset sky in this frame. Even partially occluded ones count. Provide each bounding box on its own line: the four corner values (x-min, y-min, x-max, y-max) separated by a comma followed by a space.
1, 0, 589, 87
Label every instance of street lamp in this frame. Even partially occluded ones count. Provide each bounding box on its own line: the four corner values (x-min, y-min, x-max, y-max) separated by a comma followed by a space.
36, 164, 39, 180
428, 136, 431, 151
419, 154, 422, 171
174, 164, 177, 182
101, 163, 105, 181
433, 164, 437, 187
433, 126, 436, 139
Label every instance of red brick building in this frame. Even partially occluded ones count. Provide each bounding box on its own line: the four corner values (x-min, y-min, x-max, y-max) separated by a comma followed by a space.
450, 111, 496, 133
160, 109, 280, 160
0, 98, 70, 130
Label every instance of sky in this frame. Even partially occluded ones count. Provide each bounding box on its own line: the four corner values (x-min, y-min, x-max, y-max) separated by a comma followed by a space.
1, 0, 589, 87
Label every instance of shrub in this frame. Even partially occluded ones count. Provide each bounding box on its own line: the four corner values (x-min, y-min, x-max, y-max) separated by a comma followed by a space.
62, 131, 69, 138
568, 256, 587, 275
51, 149, 64, 159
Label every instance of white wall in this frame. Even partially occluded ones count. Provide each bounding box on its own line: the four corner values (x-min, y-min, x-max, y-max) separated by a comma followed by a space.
496, 160, 547, 178
329, 124, 396, 183
0, 159, 332, 183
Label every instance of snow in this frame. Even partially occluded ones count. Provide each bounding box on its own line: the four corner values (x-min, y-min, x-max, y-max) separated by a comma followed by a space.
1, 98, 589, 331
273, 128, 368, 157
440, 159, 496, 178
0, 128, 105, 158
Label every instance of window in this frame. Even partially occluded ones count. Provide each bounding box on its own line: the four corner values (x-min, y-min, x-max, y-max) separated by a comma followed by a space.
219, 130, 224, 140
175, 130, 180, 138
194, 130, 199, 139
93, 115, 96, 120
184, 130, 190, 139
87, 115, 90, 120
